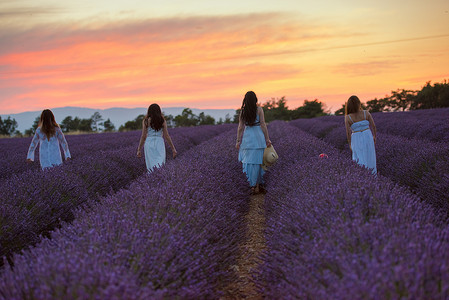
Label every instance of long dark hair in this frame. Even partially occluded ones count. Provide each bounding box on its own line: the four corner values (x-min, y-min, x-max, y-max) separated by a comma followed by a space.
144, 104, 164, 131
39, 109, 58, 139
240, 91, 258, 125
345, 95, 362, 115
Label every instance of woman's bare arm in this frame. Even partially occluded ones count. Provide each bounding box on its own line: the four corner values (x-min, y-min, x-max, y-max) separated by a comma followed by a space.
344, 115, 352, 149
259, 107, 271, 147
236, 111, 244, 149
137, 119, 147, 157
162, 120, 177, 158
367, 111, 377, 143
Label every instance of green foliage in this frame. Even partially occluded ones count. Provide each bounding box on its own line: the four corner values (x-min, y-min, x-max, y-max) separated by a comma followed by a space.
335, 104, 345, 116
173, 108, 199, 127
198, 112, 215, 126
24, 116, 40, 136
172, 109, 215, 127
263, 97, 292, 122
365, 97, 391, 112
216, 114, 233, 125
0, 116, 18, 136
91, 112, 104, 132
164, 114, 175, 128
233, 109, 241, 124
119, 109, 217, 130
119, 115, 145, 131
60, 116, 93, 132
103, 118, 115, 132
232, 97, 327, 122
344, 80, 449, 114
291, 99, 327, 119
411, 80, 449, 109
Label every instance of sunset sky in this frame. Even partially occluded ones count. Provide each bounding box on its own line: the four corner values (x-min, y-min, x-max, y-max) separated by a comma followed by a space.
1, 0, 448, 114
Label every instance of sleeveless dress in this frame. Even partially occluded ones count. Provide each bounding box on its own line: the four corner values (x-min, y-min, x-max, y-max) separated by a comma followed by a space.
238, 114, 266, 186
27, 127, 71, 169
348, 110, 377, 175
144, 126, 165, 173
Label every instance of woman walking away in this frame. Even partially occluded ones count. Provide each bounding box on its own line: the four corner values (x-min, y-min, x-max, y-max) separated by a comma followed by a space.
236, 91, 272, 194
27, 109, 71, 169
344, 95, 377, 175
137, 104, 177, 173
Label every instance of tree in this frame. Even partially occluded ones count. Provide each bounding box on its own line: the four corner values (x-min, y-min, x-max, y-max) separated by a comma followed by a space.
233, 109, 241, 124
24, 116, 40, 136
60, 116, 73, 132
173, 108, 198, 127
198, 112, 215, 125
291, 99, 326, 119
411, 80, 449, 109
262, 97, 291, 122
389, 89, 417, 111
335, 104, 345, 116
164, 114, 175, 128
103, 118, 115, 132
223, 114, 233, 124
0, 116, 18, 136
119, 115, 145, 131
365, 97, 390, 112
78, 118, 93, 132
91, 112, 103, 132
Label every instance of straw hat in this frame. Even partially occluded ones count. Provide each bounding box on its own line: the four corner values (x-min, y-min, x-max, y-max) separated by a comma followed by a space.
262, 145, 279, 170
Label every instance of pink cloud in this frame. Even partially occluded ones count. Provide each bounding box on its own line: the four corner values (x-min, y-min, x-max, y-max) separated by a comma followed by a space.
1, 13, 343, 113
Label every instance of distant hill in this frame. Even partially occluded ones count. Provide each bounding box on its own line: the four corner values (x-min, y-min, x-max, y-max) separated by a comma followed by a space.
1, 106, 237, 133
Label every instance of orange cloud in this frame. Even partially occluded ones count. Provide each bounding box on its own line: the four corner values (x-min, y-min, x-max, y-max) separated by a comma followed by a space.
0, 13, 334, 113
0, 13, 448, 114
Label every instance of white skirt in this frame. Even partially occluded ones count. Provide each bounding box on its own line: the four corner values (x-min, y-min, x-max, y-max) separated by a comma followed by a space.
144, 136, 166, 173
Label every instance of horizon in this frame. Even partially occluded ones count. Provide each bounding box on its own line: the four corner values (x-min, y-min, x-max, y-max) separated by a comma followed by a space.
1, 1, 448, 114
0, 105, 239, 116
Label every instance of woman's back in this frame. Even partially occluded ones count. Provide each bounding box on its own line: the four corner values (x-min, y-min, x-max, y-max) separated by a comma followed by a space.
147, 124, 163, 137
348, 111, 369, 132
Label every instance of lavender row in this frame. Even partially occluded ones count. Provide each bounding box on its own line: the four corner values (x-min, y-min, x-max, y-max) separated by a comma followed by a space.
0, 130, 249, 299
0, 124, 233, 263
0, 125, 228, 181
257, 121, 449, 298
290, 117, 449, 216
291, 107, 449, 143
0, 131, 140, 180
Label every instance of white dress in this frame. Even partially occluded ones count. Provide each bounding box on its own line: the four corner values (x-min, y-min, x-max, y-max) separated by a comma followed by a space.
238, 115, 266, 187
348, 111, 377, 175
144, 126, 165, 173
27, 127, 71, 169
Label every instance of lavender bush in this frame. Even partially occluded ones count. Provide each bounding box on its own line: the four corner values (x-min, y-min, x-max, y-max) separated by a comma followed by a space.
0, 124, 233, 264
257, 121, 449, 299
0, 130, 249, 299
0, 131, 140, 180
290, 112, 449, 217
291, 107, 449, 142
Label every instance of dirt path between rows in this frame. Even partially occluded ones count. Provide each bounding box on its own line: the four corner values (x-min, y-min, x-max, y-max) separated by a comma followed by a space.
222, 192, 266, 299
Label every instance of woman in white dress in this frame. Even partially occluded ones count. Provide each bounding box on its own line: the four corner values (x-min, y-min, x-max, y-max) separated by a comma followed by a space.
236, 91, 272, 194
137, 104, 177, 173
27, 109, 71, 169
344, 95, 377, 175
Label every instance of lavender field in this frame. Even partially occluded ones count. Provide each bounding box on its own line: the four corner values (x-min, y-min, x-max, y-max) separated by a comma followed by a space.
1, 108, 449, 299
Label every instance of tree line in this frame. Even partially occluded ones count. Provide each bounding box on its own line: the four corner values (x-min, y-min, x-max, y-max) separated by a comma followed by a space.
117, 99, 327, 131
1, 80, 447, 137
334, 80, 449, 115
21, 112, 116, 136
